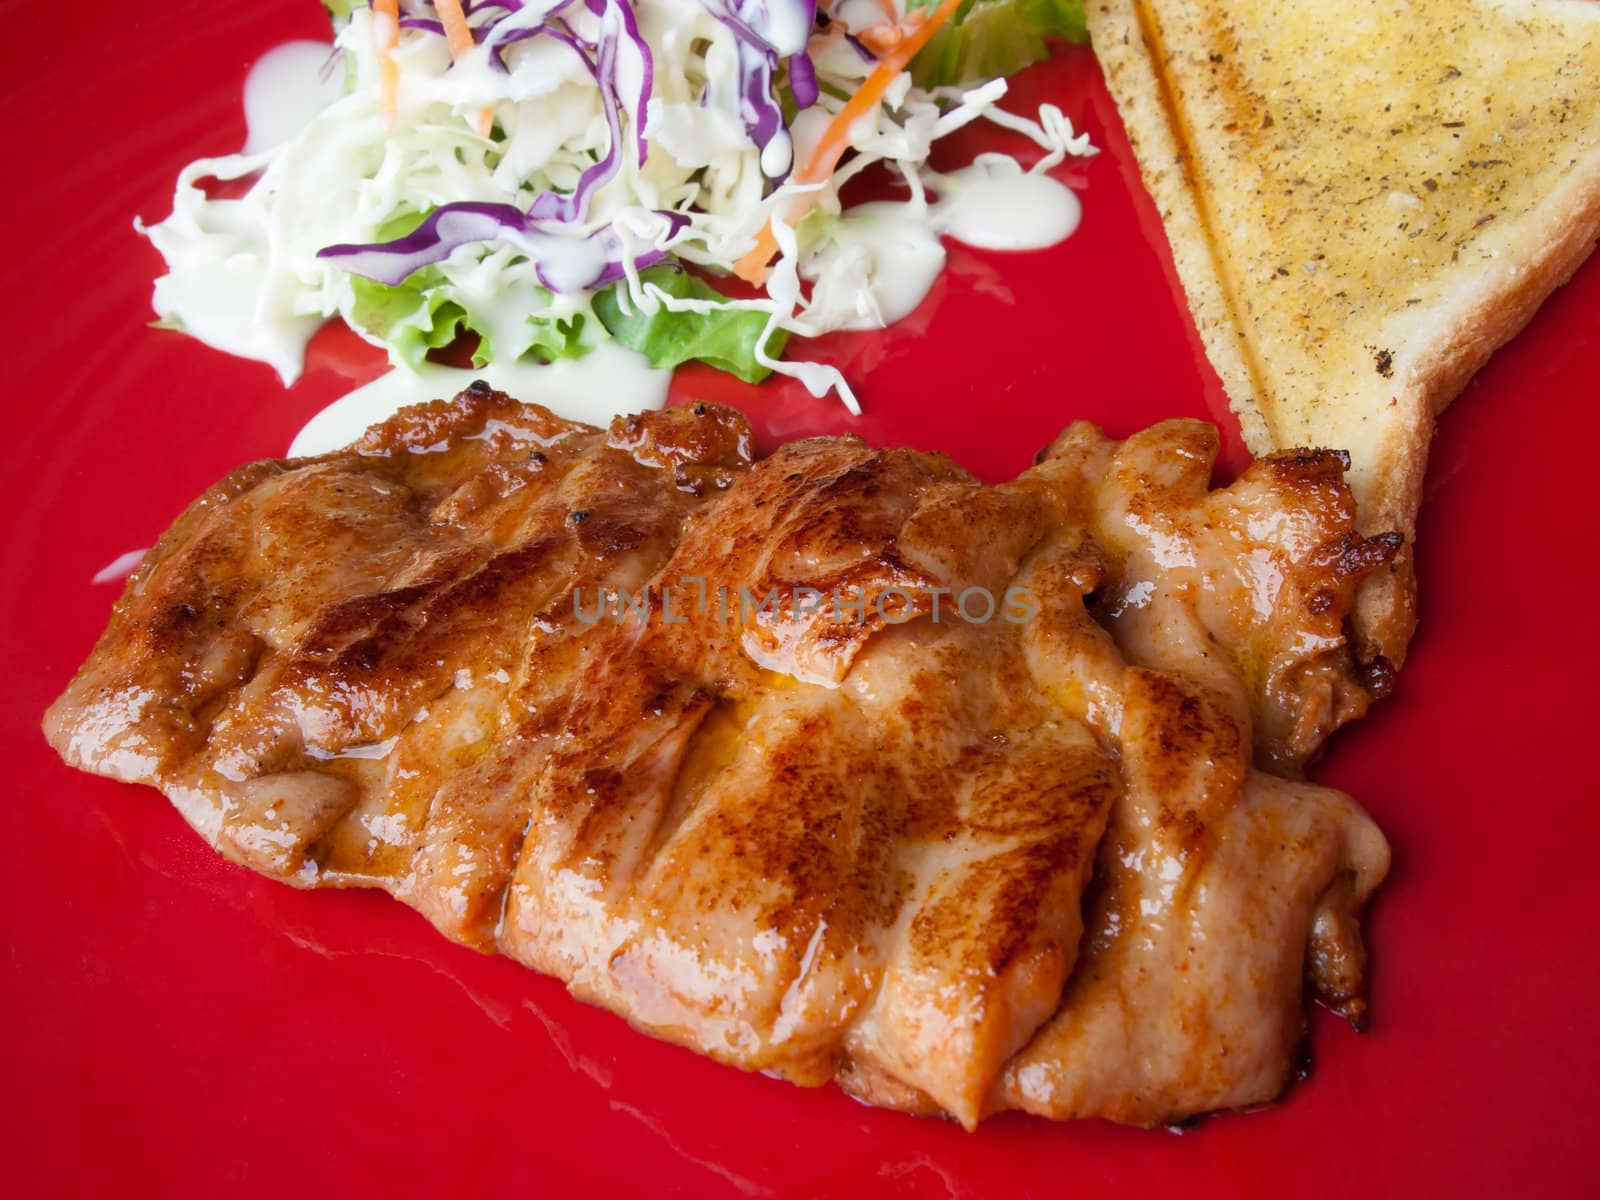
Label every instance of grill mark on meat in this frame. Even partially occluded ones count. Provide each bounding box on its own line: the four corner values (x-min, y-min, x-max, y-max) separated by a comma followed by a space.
44, 387, 1395, 1129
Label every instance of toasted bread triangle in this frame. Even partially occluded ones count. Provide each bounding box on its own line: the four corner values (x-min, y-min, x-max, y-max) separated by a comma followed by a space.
1088, 0, 1600, 665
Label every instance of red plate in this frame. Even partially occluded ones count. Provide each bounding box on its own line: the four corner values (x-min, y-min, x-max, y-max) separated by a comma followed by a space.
4, 3, 1598, 1194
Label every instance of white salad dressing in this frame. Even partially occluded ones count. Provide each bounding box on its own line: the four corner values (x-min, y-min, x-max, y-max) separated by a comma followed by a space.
798, 162, 1084, 331
242, 41, 345, 153
287, 343, 672, 457
760, 132, 794, 179
801, 202, 948, 331
930, 156, 1084, 251
140, 41, 343, 381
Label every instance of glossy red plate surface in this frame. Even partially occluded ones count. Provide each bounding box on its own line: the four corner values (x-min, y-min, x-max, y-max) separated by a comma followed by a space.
5, 3, 1598, 1194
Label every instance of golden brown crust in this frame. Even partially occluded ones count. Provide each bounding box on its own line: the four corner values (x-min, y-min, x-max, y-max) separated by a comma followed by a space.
44, 393, 1393, 1128
1084, 0, 1270, 448
1350, 144, 1600, 661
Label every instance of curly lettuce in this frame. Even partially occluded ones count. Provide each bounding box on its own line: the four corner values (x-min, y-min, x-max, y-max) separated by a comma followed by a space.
594, 267, 785, 383
909, 0, 1088, 88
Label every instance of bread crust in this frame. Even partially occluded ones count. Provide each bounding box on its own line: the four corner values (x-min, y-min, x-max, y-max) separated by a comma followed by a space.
1086, 0, 1269, 450
1087, 0, 1600, 666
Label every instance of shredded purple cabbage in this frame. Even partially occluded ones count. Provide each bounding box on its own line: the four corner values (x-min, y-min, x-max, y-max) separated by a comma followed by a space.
394, 0, 522, 20
479, 0, 651, 217
592, 0, 652, 167
394, 1, 527, 45
483, 1, 580, 67
734, 36, 785, 156
397, 16, 447, 35
704, 0, 819, 176
317, 202, 689, 292
843, 32, 876, 62
526, 31, 618, 223
788, 50, 818, 108
393, 0, 818, 177
329, 0, 828, 289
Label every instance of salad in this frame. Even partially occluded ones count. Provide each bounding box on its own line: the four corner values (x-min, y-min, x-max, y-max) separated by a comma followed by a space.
144, 0, 1094, 412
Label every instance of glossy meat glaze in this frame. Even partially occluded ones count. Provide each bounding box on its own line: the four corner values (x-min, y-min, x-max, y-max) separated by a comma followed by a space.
45, 386, 1393, 1127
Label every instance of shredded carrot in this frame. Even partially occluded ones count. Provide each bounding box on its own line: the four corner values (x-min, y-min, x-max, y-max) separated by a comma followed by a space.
433, 0, 496, 138
733, 0, 965, 285
857, 24, 907, 54
374, 0, 400, 131
434, 0, 476, 58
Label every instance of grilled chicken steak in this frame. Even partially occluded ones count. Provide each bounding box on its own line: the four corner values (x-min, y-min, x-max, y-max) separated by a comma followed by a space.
44, 387, 1393, 1128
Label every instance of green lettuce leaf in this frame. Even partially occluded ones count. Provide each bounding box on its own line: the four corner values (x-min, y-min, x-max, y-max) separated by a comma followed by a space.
343, 206, 597, 369
348, 269, 471, 370
592, 267, 782, 383
514, 311, 591, 367
347, 268, 594, 370
909, 0, 1088, 89
341, 217, 778, 380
